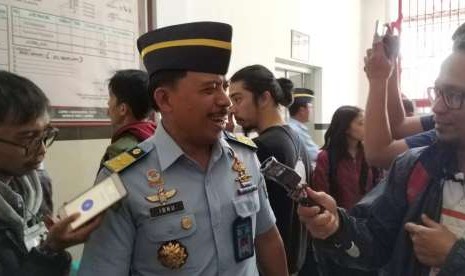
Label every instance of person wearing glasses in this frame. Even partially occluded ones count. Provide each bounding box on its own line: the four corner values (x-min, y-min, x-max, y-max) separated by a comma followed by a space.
297, 27, 465, 275
0, 71, 101, 275
363, 26, 465, 170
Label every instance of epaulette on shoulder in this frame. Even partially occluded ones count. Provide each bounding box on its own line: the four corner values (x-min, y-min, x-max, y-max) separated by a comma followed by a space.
223, 131, 257, 151
103, 145, 150, 173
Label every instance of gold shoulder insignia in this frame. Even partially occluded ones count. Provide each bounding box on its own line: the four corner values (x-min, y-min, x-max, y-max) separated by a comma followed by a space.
104, 145, 149, 173
223, 131, 257, 151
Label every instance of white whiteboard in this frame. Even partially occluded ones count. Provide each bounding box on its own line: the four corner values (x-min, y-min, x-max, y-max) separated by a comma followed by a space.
0, 0, 142, 124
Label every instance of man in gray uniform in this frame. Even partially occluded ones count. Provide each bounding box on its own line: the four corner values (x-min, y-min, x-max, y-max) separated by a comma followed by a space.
78, 22, 288, 275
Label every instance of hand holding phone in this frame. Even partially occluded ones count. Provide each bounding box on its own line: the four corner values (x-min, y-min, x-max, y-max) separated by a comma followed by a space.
43, 212, 103, 251
373, 19, 399, 59
58, 173, 127, 230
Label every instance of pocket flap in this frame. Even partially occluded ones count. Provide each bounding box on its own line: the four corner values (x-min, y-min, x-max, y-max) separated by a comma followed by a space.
233, 191, 260, 218
144, 213, 197, 242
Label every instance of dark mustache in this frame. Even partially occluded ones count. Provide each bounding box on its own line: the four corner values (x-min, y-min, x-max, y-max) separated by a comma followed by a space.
209, 110, 228, 117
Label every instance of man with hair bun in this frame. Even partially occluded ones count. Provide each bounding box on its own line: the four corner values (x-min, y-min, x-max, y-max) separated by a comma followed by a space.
229, 65, 318, 275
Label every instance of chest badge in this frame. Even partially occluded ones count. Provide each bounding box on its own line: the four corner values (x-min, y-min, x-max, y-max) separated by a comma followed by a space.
158, 240, 188, 269
145, 169, 184, 217
145, 169, 177, 204
145, 189, 177, 204
232, 153, 257, 195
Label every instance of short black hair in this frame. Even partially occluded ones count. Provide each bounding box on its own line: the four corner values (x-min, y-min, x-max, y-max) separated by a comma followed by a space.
289, 102, 306, 117
108, 70, 151, 120
148, 70, 187, 111
0, 71, 50, 125
230, 65, 293, 107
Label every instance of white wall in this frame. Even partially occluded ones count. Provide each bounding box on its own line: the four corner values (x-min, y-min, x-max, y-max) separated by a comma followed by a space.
44, 139, 109, 258
358, 0, 390, 108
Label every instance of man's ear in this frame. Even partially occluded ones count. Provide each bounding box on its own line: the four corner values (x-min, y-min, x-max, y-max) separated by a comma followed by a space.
118, 102, 129, 116
258, 91, 272, 108
154, 87, 173, 113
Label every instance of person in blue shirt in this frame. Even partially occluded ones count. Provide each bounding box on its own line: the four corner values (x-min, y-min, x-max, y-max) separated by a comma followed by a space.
288, 88, 319, 162
78, 22, 288, 276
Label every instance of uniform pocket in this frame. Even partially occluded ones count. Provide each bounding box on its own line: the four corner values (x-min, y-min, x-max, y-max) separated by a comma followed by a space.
232, 191, 261, 218
144, 213, 197, 242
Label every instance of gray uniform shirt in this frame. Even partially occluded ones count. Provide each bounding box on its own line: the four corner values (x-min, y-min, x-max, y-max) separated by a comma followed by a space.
78, 124, 276, 276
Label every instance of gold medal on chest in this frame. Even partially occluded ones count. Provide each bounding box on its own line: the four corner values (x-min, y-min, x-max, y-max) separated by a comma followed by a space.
158, 240, 188, 269
232, 155, 253, 187
145, 169, 177, 204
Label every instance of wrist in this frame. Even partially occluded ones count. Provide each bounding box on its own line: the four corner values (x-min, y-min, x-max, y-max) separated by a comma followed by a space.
368, 78, 389, 86
37, 242, 61, 256
41, 239, 61, 252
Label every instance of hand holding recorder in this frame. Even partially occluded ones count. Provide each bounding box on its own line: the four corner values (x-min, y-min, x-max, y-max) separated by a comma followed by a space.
260, 156, 318, 207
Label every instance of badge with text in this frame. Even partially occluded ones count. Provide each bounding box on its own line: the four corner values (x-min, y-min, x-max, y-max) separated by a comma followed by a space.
150, 201, 185, 217
232, 216, 254, 262
158, 240, 188, 269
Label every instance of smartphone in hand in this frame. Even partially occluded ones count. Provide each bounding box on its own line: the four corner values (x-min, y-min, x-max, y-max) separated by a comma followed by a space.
58, 173, 127, 230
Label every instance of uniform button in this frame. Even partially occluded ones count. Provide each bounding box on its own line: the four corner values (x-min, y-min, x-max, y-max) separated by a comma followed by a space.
181, 216, 193, 230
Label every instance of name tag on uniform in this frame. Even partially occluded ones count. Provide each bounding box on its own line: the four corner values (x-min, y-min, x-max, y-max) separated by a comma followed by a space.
150, 201, 184, 217
237, 185, 258, 195
232, 216, 254, 262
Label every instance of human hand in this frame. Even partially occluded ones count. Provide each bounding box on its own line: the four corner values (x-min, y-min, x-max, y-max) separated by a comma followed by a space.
43, 213, 103, 251
405, 214, 458, 267
364, 42, 394, 82
297, 187, 339, 239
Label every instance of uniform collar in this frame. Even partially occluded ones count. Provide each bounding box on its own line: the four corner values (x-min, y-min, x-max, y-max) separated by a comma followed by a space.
289, 117, 308, 131
219, 132, 235, 157
154, 123, 234, 171
153, 123, 185, 171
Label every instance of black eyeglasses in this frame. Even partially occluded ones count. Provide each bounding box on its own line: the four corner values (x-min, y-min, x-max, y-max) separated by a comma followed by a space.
0, 127, 59, 155
428, 86, 465, 110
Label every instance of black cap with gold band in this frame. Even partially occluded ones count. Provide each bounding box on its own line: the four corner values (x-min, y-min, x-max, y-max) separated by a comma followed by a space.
137, 21, 233, 76
292, 88, 314, 105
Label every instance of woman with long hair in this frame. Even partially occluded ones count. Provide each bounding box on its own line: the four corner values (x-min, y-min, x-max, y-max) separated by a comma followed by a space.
314, 105, 380, 210
314, 105, 380, 276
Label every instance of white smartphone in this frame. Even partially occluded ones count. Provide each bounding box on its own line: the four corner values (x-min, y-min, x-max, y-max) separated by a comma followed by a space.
58, 173, 127, 230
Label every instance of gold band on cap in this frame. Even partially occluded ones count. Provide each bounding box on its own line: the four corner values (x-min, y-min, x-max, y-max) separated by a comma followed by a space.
141, 38, 231, 58
293, 93, 314, 98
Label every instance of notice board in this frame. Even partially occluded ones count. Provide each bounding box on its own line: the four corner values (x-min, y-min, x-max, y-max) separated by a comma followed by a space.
0, 0, 143, 125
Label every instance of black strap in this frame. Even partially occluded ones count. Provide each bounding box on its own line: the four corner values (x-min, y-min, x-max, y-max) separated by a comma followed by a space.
279, 126, 310, 184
